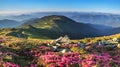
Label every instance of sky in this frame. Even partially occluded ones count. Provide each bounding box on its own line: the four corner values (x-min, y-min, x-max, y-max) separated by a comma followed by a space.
0, 0, 120, 15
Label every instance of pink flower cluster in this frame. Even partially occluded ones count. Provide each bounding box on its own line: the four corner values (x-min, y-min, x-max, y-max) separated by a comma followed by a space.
2, 62, 19, 67
0, 51, 20, 67
0, 38, 5, 43
25, 44, 120, 67
29, 45, 51, 57
39, 52, 80, 67
81, 53, 120, 67
37, 52, 120, 67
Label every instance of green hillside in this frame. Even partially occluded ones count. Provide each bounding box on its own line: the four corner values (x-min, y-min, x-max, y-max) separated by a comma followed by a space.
7, 15, 99, 39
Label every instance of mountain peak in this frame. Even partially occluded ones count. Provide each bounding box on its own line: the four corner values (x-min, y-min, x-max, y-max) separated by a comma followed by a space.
21, 15, 76, 28
39, 15, 76, 22
18, 15, 99, 39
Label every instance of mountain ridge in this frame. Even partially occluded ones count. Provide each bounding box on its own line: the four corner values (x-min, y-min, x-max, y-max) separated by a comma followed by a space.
0, 19, 21, 28
7, 15, 100, 39
1, 12, 120, 27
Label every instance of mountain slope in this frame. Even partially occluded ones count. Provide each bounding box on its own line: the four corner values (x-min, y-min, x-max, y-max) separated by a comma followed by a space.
71, 13, 120, 27
1, 12, 120, 27
0, 19, 21, 28
106, 27, 120, 35
8, 15, 100, 39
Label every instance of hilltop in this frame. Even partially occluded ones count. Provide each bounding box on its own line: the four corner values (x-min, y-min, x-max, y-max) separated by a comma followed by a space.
7, 15, 99, 39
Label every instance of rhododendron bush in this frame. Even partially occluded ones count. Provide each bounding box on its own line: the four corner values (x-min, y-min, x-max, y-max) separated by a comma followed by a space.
26, 45, 120, 67
0, 52, 19, 67
36, 52, 120, 67
0, 37, 119, 67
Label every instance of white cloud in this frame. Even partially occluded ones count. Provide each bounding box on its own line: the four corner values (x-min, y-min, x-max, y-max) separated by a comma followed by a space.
0, 10, 120, 16
0, 10, 34, 16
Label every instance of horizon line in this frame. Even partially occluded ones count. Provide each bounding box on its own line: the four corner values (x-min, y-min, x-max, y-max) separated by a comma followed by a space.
0, 10, 120, 16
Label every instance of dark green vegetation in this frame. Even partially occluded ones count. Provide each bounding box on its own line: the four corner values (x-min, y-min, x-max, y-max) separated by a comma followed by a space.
7, 15, 99, 39
1, 15, 120, 39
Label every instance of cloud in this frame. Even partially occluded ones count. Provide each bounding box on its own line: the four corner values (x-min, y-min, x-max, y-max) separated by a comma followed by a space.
0, 10, 33, 16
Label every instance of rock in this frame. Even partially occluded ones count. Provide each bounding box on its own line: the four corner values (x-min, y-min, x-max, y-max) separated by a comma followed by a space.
60, 48, 71, 53
105, 45, 117, 50
98, 41, 104, 46
112, 38, 118, 42
56, 43, 61, 46
105, 45, 116, 48
104, 41, 111, 46
47, 43, 50, 46
60, 35, 71, 44
52, 46, 59, 51
56, 36, 63, 40
86, 42, 93, 46
85, 45, 92, 50
52, 46, 58, 49
78, 42, 86, 48
51, 36, 63, 45
51, 35, 71, 45
117, 44, 120, 48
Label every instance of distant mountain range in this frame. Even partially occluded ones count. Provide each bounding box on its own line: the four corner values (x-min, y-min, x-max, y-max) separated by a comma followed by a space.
0, 12, 120, 27
1, 12, 120, 39
0, 19, 21, 28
